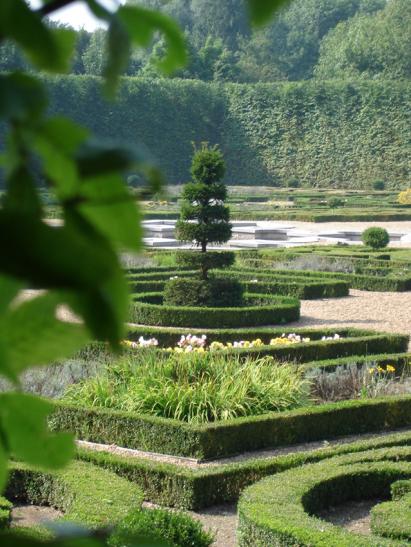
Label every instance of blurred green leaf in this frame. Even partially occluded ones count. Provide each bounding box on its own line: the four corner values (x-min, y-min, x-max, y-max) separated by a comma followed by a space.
0, 534, 103, 547
0, 73, 47, 122
76, 140, 147, 178
0, 1, 75, 72
3, 166, 43, 216
0, 393, 75, 468
35, 118, 88, 199
1, 292, 89, 377
0, 433, 7, 494
246, 0, 291, 26
117, 5, 187, 73
0, 276, 23, 315
0, 210, 128, 346
103, 16, 131, 97
78, 173, 142, 250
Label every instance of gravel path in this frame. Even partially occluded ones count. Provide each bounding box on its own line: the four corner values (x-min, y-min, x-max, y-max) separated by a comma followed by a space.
289, 290, 411, 347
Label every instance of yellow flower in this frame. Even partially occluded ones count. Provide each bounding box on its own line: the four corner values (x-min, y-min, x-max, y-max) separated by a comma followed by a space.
377, 366, 384, 373
368, 368, 375, 374
386, 365, 396, 373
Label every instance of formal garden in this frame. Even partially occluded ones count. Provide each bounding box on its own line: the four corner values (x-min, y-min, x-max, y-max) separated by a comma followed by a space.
1, 0, 411, 546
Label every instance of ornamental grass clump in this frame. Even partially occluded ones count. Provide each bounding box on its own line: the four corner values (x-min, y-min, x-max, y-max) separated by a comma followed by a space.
64, 351, 310, 423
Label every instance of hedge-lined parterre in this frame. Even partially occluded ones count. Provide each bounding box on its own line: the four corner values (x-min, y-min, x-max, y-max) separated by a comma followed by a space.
76, 430, 411, 511
51, 394, 411, 461
129, 292, 300, 328
236, 261, 411, 292
238, 446, 411, 546
126, 267, 350, 299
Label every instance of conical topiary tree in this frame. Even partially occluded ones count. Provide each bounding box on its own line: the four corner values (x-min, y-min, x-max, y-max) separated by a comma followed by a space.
176, 142, 231, 254
163, 143, 243, 307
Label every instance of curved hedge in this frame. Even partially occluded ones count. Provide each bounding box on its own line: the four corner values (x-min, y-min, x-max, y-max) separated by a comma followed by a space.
238, 447, 411, 546
130, 292, 300, 328
371, 480, 411, 542
5, 460, 143, 529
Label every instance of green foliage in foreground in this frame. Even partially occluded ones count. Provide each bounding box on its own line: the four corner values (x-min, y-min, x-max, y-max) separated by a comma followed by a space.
64, 353, 309, 424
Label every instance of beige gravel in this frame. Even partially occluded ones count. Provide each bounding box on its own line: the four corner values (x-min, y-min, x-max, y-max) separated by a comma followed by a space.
289, 289, 411, 347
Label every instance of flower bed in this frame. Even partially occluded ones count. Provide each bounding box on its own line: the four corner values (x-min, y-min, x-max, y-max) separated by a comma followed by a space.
129, 292, 300, 328
124, 327, 409, 363
123, 332, 339, 353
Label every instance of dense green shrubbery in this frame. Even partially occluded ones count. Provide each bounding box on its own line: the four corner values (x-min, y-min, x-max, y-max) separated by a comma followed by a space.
64, 353, 309, 424
46, 76, 411, 187
362, 227, 390, 249
373, 180, 386, 191
163, 277, 244, 307
110, 508, 213, 547
238, 446, 411, 546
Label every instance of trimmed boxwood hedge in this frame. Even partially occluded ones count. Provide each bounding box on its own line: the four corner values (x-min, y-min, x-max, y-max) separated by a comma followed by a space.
371, 480, 411, 542
5, 460, 144, 529
129, 292, 300, 328
237, 262, 411, 292
238, 447, 411, 546
51, 395, 411, 461
76, 430, 411, 510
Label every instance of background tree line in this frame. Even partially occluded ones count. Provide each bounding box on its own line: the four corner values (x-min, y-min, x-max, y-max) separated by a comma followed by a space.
1, 0, 410, 82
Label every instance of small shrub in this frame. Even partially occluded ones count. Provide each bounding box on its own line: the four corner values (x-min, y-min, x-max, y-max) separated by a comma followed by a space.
362, 227, 390, 249
328, 197, 344, 208
286, 177, 300, 188
110, 508, 213, 547
163, 277, 244, 307
373, 180, 385, 191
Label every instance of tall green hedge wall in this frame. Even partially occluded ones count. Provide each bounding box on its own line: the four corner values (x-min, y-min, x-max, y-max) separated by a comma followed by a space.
47, 76, 411, 188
